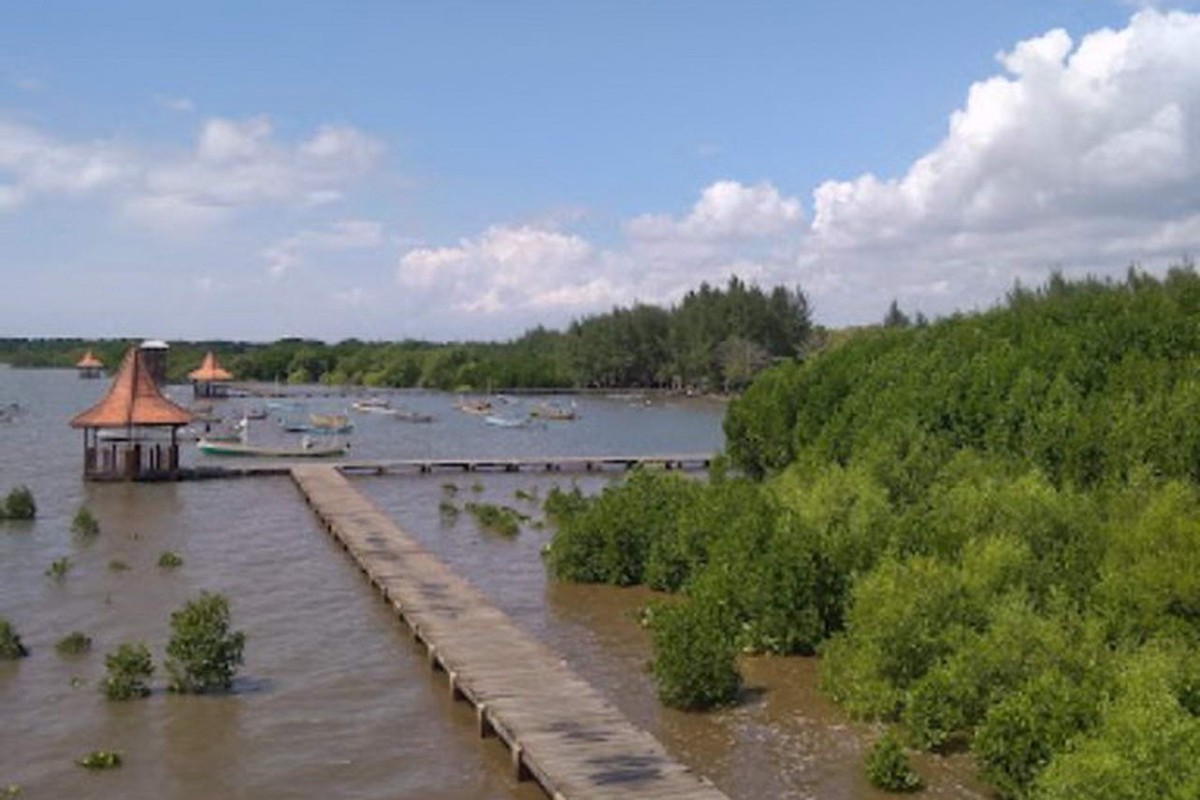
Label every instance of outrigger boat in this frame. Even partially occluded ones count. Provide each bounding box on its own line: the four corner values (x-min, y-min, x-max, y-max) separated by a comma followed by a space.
197, 436, 348, 458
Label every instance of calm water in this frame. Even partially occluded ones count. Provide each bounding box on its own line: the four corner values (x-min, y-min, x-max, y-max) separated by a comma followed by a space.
0, 367, 983, 799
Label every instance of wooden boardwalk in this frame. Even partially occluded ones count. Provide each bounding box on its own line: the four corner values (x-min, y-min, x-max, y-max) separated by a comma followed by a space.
338, 453, 712, 475
291, 465, 729, 800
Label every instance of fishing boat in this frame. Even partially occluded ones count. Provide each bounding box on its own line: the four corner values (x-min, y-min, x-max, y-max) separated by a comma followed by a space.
485, 414, 532, 428
530, 401, 577, 421
392, 408, 435, 423
351, 399, 392, 413
196, 436, 348, 458
457, 397, 492, 415
309, 412, 353, 432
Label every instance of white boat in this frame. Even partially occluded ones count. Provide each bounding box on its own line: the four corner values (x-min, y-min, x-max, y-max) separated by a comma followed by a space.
485, 414, 531, 429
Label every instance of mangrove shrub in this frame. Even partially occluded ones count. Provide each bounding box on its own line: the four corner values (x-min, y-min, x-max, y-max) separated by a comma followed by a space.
0, 617, 29, 659
165, 592, 245, 693
1, 486, 35, 520
103, 642, 154, 700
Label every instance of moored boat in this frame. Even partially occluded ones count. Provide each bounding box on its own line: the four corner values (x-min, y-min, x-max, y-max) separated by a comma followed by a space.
196, 437, 348, 458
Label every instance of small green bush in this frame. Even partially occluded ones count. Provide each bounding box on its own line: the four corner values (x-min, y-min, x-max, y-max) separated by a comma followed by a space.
157, 551, 183, 569
0, 617, 30, 659
465, 502, 521, 536
441, 482, 459, 495
77, 750, 122, 770
865, 730, 923, 792
1, 486, 36, 520
165, 592, 245, 694
103, 642, 154, 700
45, 557, 72, 580
514, 487, 538, 502
56, 631, 92, 656
650, 598, 741, 710
438, 500, 460, 522
71, 507, 100, 537
108, 559, 129, 572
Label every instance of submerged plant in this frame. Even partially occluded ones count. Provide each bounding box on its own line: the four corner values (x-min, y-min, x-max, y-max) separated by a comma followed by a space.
470, 480, 484, 493
441, 482, 459, 496
438, 500, 460, 522
77, 750, 122, 770
465, 502, 522, 537
0, 617, 30, 659
71, 507, 100, 537
157, 551, 184, 569
165, 592, 245, 694
45, 557, 72, 580
107, 559, 129, 572
1, 486, 36, 520
102, 642, 154, 700
514, 487, 539, 503
56, 631, 93, 656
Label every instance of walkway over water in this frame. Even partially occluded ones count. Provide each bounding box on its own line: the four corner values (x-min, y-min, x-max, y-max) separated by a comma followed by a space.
291, 465, 729, 800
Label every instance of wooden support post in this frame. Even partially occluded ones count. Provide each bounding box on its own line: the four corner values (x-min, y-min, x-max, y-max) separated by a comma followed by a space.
477, 704, 495, 738
512, 744, 531, 782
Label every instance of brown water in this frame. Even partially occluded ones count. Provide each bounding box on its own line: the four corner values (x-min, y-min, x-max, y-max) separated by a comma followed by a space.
0, 367, 986, 799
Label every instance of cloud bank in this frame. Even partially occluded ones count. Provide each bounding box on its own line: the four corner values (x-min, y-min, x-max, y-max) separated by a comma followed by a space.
398, 8, 1200, 331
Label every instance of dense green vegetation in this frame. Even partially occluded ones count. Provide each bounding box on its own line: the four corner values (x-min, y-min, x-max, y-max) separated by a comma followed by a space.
55, 631, 93, 656
464, 502, 525, 537
0, 486, 36, 520
0, 276, 811, 391
165, 592, 245, 694
547, 267, 1200, 797
77, 750, 122, 770
103, 642, 154, 700
866, 730, 923, 792
157, 551, 183, 569
0, 617, 29, 659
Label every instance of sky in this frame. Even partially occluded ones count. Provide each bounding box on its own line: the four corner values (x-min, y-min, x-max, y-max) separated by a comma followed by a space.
2, 1, 1199, 342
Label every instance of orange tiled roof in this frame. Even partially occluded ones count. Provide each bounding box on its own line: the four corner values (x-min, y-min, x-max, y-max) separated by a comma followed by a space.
187, 351, 233, 382
75, 350, 103, 369
70, 348, 192, 428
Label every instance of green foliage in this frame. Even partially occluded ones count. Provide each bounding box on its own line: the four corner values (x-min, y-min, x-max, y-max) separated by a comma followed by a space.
103, 642, 154, 700
0, 486, 36, 520
438, 500, 460, 522
45, 556, 72, 580
865, 730, 923, 792
164, 592, 245, 694
108, 559, 129, 571
545, 469, 701, 586
649, 597, 741, 710
71, 506, 100, 537
0, 617, 29, 659
157, 551, 184, 569
464, 502, 523, 537
77, 750, 122, 769
542, 484, 587, 521
56, 631, 92, 656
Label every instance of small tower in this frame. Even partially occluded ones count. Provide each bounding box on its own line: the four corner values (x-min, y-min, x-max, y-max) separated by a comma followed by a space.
139, 340, 170, 386
75, 350, 104, 379
188, 351, 234, 398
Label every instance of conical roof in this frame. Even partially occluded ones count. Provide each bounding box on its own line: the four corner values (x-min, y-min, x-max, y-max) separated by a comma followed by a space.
70, 348, 192, 428
75, 350, 103, 369
187, 351, 233, 382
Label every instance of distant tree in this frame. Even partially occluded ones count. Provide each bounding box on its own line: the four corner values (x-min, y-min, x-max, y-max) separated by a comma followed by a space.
883, 299, 912, 328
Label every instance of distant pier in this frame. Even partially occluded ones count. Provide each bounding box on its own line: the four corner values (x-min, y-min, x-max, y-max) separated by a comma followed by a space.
290, 465, 729, 800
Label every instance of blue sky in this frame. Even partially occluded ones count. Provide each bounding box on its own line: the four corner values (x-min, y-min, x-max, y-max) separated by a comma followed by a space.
2, 1, 1198, 340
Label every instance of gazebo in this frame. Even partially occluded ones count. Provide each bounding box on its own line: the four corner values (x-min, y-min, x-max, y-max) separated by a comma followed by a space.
69, 347, 193, 481
75, 350, 104, 379
188, 351, 234, 398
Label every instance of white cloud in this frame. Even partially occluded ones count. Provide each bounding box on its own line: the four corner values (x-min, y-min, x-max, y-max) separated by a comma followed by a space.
395, 180, 806, 329
0, 115, 383, 231
264, 219, 385, 278
801, 9, 1200, 322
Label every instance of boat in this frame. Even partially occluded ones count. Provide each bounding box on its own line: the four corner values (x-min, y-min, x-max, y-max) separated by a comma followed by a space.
531, 401, 577, 421
458, 398, 493, 415
351, 399, 392, 413
485, 414, 532, 429
392, 409, 435, 423
309, 412, 353, 432
196, 437, 348, 458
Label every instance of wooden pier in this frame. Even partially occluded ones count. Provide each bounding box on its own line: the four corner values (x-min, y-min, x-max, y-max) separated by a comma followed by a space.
338, 452, 712, 475
291, 465, 729, 800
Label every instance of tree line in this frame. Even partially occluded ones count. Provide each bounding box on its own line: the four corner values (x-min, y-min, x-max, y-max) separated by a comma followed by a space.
545, 265, 1200, 798
0, 277, 812, 392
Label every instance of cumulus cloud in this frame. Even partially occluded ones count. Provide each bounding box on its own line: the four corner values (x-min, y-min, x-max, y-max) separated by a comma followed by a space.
396, 180, 806, 329
264, 219, 385, 278
0, 115, 383, 230
801, 8, 1200, 321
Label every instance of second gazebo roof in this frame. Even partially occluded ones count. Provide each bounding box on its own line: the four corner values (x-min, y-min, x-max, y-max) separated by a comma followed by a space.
188, 351, 233, 382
